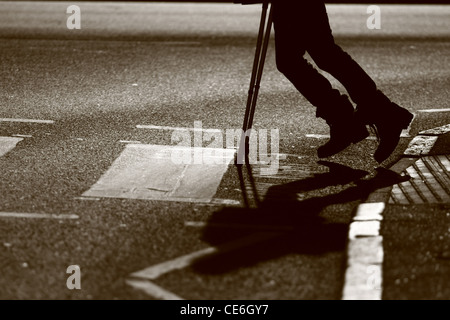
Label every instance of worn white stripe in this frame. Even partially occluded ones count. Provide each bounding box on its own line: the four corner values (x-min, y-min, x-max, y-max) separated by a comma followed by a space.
342, 202, 385, 300
11, 134, 32, 138
0, 137, 23, 157
419, 124, 450, 136
82, 144, 235, 202
353, 202, 385, 221
343, 239, 383, 300
126, 279, 183, 300
418, 108, 450, 113
305, 134, 386, 140
129, 232, 280, 280
404, 135, 438, 156
73, 197, 101, 201
210, 198, 241, 206
0, 212, 79, 219
136, 124, 222, 133
0, 118, 54, 124
349, 221, 381, 239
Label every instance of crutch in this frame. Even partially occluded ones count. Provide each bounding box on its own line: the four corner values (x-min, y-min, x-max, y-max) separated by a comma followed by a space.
235, 1, 274, 166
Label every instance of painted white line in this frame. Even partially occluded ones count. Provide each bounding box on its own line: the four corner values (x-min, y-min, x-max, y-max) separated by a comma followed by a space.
404, 135, 438, 156
0, 137, 23, 157
349, 221, 380, 239
305, 134, 383, 140
12, 134, 32, 138
126, 279, 183, 300
129, 232, 280, 281
209, 198, 241, 206
136, 124, 222, 133
0, 212, 79, 219
119, 140, 142, 144
418, 108, 450, 113
419, 124, 450, 136
73, 197, 101, 201
353, 202, 384, 221
83, 144, 235, 203
342, 202, 385, 300
342, 239, 383, 300
0, 118, 54, 124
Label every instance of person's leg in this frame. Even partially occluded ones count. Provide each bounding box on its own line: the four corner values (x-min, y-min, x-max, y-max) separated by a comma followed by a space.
272, 0, 368, 157
302, 2, 378, 107
273, 0, 342, 117
276, 0, 413, 163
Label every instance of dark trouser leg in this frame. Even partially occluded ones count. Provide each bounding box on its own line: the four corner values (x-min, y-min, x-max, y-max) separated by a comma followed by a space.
272, 0, 369, 157
274, 1, 378, 113
273, 1, 344, 121
273, 1, 412, 162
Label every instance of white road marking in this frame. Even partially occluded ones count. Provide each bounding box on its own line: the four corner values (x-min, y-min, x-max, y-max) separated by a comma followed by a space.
202, 198, 241, 206
342, 121, 448, 300
0, 137, 23, 157
404, 136, 438, 156
419, 124, 450, 136
305, 134, 409, 140
11, 134, 32, 138
136, 124, 222, 133
82, 144, 235, 203
0, 118, 54, 124
0, 212, 79, 219
349, 221, 381, 238
129, 232, 280, 281
126, 279, 183, 300
342, 237, 383, 300
73, 197, 101, 201
342, 202, 385, 300
352, 202, 385, 222
418, 108, 450, 113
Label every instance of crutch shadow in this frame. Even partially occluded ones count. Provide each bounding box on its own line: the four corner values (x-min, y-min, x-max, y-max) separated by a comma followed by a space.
191, 160, 409, 275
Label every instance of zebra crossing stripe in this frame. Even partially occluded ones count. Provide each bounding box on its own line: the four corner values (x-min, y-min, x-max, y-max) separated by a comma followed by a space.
0, 137, 23, 157
0, 118, 54, 124
125, 279, 183, 300
0, 212, 79, 219
82, 144, 235, 203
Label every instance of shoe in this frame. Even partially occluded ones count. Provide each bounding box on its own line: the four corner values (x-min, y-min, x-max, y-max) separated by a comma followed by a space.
370, 102, 413, 163
317, 95, 369, 158
317, 115, 369, 158
356, 91, 414, 163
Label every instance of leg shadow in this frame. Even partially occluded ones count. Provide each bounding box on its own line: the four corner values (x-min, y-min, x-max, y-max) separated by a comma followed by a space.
191, 161, 409, 275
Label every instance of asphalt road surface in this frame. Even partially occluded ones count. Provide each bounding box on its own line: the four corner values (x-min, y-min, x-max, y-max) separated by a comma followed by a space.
0, 2, 449, 301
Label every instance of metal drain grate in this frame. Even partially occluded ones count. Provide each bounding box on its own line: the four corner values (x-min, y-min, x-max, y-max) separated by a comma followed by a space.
389, 155, 450, 204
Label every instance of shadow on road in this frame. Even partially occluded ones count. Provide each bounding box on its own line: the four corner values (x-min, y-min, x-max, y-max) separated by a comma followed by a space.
191, 160, 409, 275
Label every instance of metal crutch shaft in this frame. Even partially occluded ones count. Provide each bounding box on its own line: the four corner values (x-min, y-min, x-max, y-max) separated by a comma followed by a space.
237, 1, 273, 165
